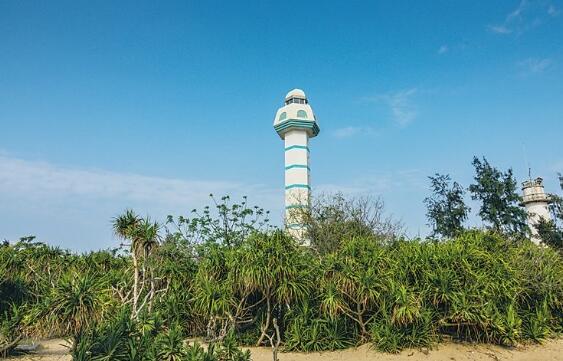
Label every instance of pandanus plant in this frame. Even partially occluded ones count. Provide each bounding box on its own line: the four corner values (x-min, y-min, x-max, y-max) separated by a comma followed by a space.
113, 210, 162, 320
320, 237, 390, 341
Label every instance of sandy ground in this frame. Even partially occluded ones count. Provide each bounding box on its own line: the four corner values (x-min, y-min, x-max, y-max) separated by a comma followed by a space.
6, 338, 563, 361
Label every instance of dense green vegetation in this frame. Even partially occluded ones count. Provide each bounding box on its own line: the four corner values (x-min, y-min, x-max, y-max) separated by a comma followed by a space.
1, 223, 562, 359
1, 160, 562, 360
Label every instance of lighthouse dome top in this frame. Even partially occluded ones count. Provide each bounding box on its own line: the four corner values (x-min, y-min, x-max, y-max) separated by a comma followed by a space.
274, 88, 319, 139
285, 88, 306, 100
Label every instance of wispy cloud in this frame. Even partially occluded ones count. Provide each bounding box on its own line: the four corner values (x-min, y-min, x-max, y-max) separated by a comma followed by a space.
489, 25, 513, 34
437, 45, 449, 55
0, 154, 278, 209
332, 127, 362, 138
380, 88, 418, 127
0, 153, 282, 249
517, 57, 553, 75
317, 169, 426, 195
362, 88, 419, 128
332, 126, 379, 139
489, 0, 559, 35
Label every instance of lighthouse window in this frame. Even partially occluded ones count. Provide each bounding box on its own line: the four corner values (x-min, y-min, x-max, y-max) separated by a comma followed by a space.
285, 98, 308, 105
279, 112, 287, 121
297, 110, 307, 118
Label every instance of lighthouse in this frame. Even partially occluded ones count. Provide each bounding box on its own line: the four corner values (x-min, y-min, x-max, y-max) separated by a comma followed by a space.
521, 177, 552, 244
273, 89, 320, 243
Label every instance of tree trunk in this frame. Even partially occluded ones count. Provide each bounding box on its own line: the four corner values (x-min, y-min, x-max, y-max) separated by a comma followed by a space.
0, 335, 23, 358
357, 303, 368, 340
148, 267, 155, 313
272, 318, 281, 361
256, 296, 271, 346
131, 251, 139, 319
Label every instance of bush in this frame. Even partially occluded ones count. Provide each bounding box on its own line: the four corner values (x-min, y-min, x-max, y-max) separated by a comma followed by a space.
0, 305, 24, 357
283, 303, 355, 352
3, 212, 563, 356
72, 313, 250, 361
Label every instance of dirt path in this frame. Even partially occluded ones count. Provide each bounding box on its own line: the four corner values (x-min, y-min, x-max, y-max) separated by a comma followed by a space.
7, 338, 563, 361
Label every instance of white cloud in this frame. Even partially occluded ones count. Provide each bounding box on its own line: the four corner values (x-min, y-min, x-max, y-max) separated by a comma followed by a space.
332, 126, 379, 138
316, 169, 425, 195
517, 57, 553, 74
332, 127, 362, 138
489, 0, 558, 35
0, 154, 281, 222
0, 154, 282, 250
438, 45, 449, 54
489, 25, 513, 34
362, 88, 419, 128
0, 154, 278, 205
381, 88, 418, 127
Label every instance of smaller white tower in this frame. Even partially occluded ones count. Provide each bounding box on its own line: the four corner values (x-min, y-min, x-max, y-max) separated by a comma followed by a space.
521, 177, 552, 244
273, 89, 320, 243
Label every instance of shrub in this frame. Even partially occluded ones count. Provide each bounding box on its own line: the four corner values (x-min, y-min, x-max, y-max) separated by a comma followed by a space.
4, 206, 563, 357
72, 313, 250, 361
283, 303, 355, 352
41, 272, 108, 336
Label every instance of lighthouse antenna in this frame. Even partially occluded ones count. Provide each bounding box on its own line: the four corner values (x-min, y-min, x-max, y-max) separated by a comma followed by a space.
522, 142, 532, 181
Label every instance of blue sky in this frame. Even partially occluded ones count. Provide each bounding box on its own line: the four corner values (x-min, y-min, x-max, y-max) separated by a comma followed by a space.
1, 1, 562, 251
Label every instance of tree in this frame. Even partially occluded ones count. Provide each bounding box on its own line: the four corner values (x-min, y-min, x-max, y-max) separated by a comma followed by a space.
166, 195, 271, 248
320, 237, 390, 340
424, 174, 470, 238
43, 272, 106, 337
536, 173, 563, 251
468, 157, 528, 238
536, 219, 562, 251
550, 173, 563, 223
237, 231, 312, 347
298, 193, 403, 254
113, 210, 162, 320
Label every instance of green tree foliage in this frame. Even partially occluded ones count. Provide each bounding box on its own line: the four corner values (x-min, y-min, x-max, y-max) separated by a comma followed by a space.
469, 157, 528, 238
40, 272, 107, 337
166, 195, 271, 248
240, 231, 312, 347
536, 219, 563, 251
319, 237, 390, 340
424, 174, 470, 238
299, 193, 403, 254
191, 229, 314, 353
113, 210, 163, 320
283, 302, 354, 352
536, 173, 563, 251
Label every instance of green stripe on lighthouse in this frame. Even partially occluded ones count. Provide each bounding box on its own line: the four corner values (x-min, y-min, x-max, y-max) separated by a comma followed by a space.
285, 164, 310, 170
284, 145, 309, 152
275, 119, 320, 137
285, 184, 311, 190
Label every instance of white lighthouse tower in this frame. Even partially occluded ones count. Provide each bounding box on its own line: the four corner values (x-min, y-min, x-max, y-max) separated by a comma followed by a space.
273, 89, 320, 243
521, 177, 552, 244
